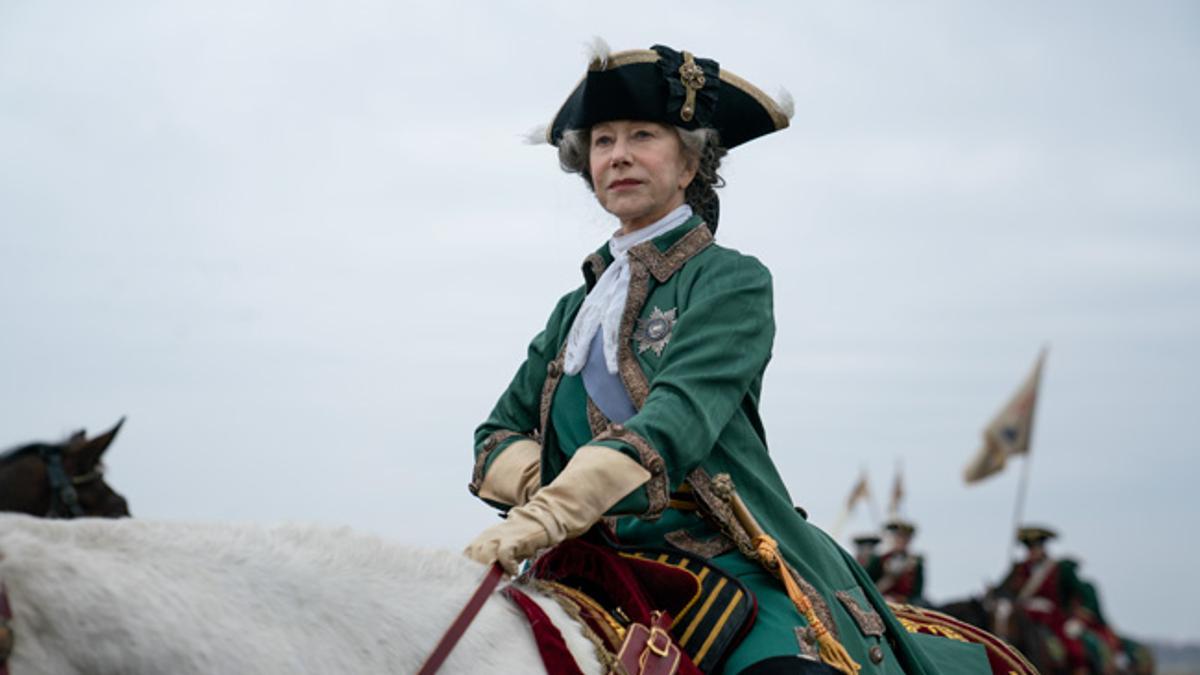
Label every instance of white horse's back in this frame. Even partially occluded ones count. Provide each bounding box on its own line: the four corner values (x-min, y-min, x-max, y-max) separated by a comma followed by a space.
0, 514, 601, 674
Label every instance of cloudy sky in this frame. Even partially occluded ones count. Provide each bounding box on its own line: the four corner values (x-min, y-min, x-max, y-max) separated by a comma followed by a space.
2, 1, 1197, 642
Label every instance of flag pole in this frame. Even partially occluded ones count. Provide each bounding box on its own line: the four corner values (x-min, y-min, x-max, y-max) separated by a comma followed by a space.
866, 490, 881, 528
1007, 346, 1047, 562
1008, 452, 1034, 563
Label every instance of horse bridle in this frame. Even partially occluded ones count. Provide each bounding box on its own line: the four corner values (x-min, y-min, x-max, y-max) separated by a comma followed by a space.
38, 443, 107, 518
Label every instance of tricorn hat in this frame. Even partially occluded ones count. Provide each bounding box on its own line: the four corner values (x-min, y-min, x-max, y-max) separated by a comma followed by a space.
884, 518, 917, 536
1016, 525, 1057, 545
546, 42, 791, 149
852, 533, 882, 546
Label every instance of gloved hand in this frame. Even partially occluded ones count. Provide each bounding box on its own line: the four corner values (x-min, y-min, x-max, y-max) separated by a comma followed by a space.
464, 444, 651, 574
476, 439, 543, 507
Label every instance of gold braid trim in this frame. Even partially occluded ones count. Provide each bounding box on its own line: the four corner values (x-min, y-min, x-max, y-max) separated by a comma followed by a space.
583, 252, 608, 290
616, 260, 652, 407
717, 68, 791, 130
617, 225, 714, 410
685, 468, 756, 557
526, 579, 625, 675
627, 225, 714, 283
586, 398, 609, 438
537, 345, 569, 443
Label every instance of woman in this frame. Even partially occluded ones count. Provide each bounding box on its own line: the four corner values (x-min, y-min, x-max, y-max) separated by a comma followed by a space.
465, 43, 987, 675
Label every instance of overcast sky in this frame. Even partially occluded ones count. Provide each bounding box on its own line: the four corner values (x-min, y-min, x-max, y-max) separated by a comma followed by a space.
2, 0, 1197, 643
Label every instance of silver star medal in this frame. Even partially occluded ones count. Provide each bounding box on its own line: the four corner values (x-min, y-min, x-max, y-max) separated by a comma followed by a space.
635, 307, 677, 356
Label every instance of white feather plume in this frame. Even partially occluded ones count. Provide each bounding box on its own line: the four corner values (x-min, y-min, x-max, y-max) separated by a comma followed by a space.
776, 88, 795, 120
522, 124, 550, 145
585, 36, 611, 68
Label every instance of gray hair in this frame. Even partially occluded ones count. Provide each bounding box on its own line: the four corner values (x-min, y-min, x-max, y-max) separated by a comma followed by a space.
557, 126, 727, 225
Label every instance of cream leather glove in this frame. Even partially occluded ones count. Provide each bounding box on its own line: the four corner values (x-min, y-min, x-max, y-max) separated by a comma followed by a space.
476, 439, 542, 507
464, 444, 651, 574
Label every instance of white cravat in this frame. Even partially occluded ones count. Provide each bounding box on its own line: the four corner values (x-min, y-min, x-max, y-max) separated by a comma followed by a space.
563, 205, 693, 376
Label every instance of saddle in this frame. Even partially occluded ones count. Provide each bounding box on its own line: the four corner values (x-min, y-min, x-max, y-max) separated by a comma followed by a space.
525, 531, 756, 675
888, 603, 1039, 675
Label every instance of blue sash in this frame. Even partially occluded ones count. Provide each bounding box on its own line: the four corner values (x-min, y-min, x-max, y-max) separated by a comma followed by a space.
580, 331, 637, 424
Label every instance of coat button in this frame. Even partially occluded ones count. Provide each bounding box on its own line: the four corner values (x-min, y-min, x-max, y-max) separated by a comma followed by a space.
547, 361, 561, 377
611, 423, 625, 433
869, 646, 884, 664
482, 437, 497, 451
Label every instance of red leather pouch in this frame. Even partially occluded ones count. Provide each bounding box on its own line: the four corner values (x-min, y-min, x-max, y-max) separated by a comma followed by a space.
616, 611, 681, 675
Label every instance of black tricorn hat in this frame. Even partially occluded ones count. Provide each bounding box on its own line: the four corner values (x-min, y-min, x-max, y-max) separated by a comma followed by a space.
884, 518, 917, 535
1016, 525, 1057, 545
546, 43, 791, 149
852, 533, 882, 546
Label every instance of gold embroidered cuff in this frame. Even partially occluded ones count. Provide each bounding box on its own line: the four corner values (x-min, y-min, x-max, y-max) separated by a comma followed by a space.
592, 424, 669, 521
469, 429, 523, 495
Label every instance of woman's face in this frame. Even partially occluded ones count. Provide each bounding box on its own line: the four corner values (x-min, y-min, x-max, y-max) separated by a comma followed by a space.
589, 120, 697, 233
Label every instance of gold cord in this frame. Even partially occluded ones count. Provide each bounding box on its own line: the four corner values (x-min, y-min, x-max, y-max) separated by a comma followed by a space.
753, 535, 862, 675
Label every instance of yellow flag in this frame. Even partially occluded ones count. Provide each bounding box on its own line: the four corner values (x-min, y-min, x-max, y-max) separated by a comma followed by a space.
963, 350, 1046, 484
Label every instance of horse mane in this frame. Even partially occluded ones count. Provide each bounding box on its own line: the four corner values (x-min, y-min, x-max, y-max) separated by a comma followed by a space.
0, 426, 89, 464
0, 442, 53, 465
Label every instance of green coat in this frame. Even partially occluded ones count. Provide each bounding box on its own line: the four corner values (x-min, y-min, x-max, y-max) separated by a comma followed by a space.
471, 215, 987, 675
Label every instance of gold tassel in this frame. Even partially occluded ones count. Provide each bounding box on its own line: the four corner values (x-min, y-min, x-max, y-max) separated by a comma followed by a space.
753, 535, 862, 675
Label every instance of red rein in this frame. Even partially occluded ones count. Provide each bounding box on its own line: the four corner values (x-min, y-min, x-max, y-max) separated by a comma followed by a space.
416, 563, 588, 675
415, 563, 505, 675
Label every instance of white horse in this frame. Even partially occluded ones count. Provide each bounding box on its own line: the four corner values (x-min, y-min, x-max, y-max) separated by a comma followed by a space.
0, 514, 602, 674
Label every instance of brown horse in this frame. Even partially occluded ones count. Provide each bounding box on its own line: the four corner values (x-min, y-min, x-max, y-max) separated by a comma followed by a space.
0, 418, 130, 518
938, 592, 1068, 673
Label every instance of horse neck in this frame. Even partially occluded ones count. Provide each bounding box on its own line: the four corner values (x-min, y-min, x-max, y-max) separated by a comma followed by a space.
0, 455, 50, 516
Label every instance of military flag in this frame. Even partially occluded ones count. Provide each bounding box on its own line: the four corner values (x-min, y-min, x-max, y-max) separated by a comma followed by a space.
831, 470, 873, 538
963, 349, 1046, 484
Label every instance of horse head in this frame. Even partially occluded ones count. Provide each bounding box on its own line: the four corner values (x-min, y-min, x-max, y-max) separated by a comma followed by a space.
0, 418, 130, 518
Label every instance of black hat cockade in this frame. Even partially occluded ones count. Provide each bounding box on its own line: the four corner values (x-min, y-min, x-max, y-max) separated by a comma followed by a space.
546, 44, 790, 149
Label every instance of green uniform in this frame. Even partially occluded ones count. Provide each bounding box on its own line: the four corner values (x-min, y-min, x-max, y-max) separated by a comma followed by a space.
471, 216, 988, 675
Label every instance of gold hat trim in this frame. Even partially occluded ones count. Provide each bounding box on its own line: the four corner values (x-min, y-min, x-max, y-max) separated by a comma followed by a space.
718, 68, 790, 130
591, 49, 660, 71
545, 48, 789, 141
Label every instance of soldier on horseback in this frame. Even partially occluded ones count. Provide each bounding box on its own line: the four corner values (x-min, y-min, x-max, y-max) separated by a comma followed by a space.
873, 519, 926, 607
997, 526, 1089, 673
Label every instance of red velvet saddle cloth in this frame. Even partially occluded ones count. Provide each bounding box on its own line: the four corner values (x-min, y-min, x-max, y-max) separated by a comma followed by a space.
528, 536, 756, 675
888, 603, 1039, 675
